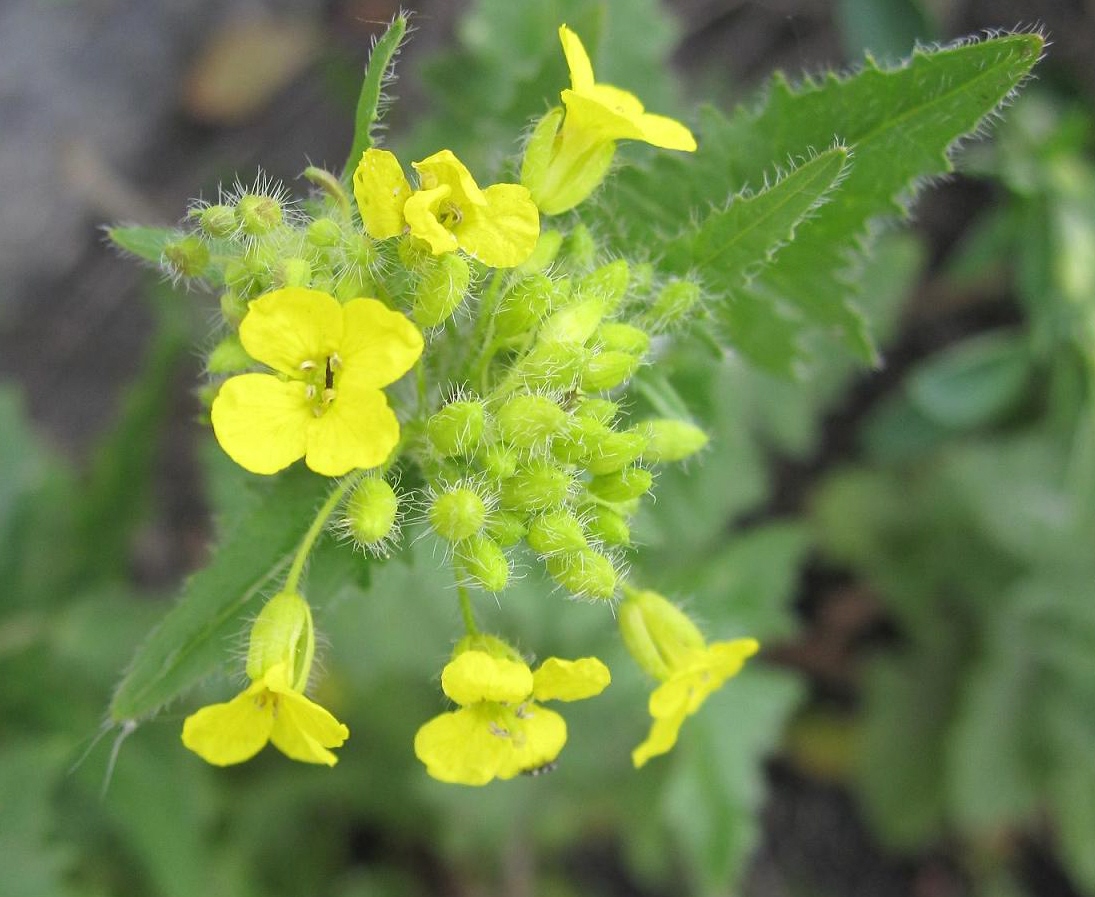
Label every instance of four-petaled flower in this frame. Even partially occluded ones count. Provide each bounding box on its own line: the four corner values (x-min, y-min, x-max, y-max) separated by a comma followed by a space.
211, 286, 423, 477
414, 649, 611, 785
353, 148, 540, 268
522, 25, 697, 215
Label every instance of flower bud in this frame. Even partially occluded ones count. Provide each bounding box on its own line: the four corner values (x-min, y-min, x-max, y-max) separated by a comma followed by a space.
635, 419, 709, 463
648, 279, 701, 327
219, 290, 249, 327
347, 233, 380, 271
585, 505, 631, 547
596, 323, 650, 356
223, 261, 256, 297
538, 299, 606, 345
334, 267, 375, 303
478, 443, 519, 481
398, 234, 433, 271
344, 477, 399, 548
413, 253, 471, 328
618, 588, 705, 681
487, 510, 527, 547
306, 217, 343, 248
527, 511, 589, 555
496, 394, 567, 450
562, 224, 598, 270
163, 235, 210, 278
578, 260, 629, 311
584, 429, 648, 476
494, 274, 554, 339
500, 462, 572, 512
588, 467, 653, 502
198, 204, 238, 238
552, 417, 612, 466
206, 334, 253, 374
276, 257, 312, 288
427, 400, 486, 458
246, 591, 315, 690
574, 398, 619, 425
546, 550, 617, 599
456, 535, 509, 592
518, 228, 563, 273
429, 487, 488, 542
237, 193, 283, 236
514, 341, 586, 390
581, 350, 641, 392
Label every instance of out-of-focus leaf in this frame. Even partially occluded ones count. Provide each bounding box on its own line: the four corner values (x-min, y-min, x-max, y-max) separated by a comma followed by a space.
107, 226, 176, 265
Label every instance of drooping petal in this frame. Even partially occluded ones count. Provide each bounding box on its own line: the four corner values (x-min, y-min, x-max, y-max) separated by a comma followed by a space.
211, 374, 311, 475
414, 705, 510, 785
441, 650, 533, 706
239, 288, 343, 374
559, 24, 595, 93
633, 111, 698, 152
353, 148, 413, 240
412, 150, 486, 206
269, 690, 350, 766
303, 384, 400, 476
456, 184, 540, 268
403, 185, 459, 255
561, 88, 696, 151
338, 298, 424, 390
631, 700, 688, 768
181, 684, 274, 766
496, 705, 568, 779
532, 657, 611, 702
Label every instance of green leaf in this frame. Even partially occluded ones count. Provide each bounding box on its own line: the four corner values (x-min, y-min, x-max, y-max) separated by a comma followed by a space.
110, 469, 329, 721
342, 15, 408, 180
107, 226, 175, 265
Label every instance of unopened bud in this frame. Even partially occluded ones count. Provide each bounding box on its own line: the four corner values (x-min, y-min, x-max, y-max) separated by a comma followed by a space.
584, 429, 647, 476
456, 535, 509, 592
588, 466, 653, 502
574, 398, 618, 425
539, 299, 605, 345
427, 400, 486, 457
347, 233, 380, 270
596, 323, 650, 356
198, 204, 238, 238
585, 505, 631, 546
163, 235, 209, 278
553, 417, 612, 466
429, 487, 488, 542
518, 228, 563, 272
413, 253, 470, 327
635, 419, 709, 463
527, 511, 588, 554
237, 194, 283, 236
219, 290, 249, 327
487, 510, 527, 547
276, 257, 312, 288
562, 224, 598, 270
546, 550, 617, 599
500, 462, 572, 512
495, 274, 554, 339
206, 334, 253, 374
345, 477, 399, 548
649, 279, 701, 327
496, 394, 567, 450
478, 443, 518, 481
398, 234, 433, 270
581, 350, 641, 391
306, 217, 343, 248
334, 267, 375, 303
223, 261, 256, 297
515, 341, 586, 390
578, 259, 629, 310
246, 591, 315, 690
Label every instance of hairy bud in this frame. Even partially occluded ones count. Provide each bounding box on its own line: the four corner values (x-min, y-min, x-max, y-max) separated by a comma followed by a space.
344, 477, 400, 549
546, 550, 617, 599
429, 487, 488, 542
588, 466, 653, 502
427, 400, 486, 458
455, 535, 509, 592
413, 253, 471, 327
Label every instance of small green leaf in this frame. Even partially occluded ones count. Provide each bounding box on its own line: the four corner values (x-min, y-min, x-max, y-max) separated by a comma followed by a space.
342, 15, 408, 179
110, 468, 330, 721
107, 226, 175, 265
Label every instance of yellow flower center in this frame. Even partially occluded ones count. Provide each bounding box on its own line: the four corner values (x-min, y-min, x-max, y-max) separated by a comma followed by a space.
437, 199, 463, 230
300, 354, 342, 417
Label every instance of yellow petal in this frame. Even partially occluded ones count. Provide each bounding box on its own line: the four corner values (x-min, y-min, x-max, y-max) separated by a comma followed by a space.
337, 298, 423, 390
403, 185, 459, 255
353, 148, 412, 240
496, 705, 567, 779
211, 374, 311, 475
269, 690, 349, 766
562, 89, 696, 152
239, 287, 343, 374
412, 149, 486, 206
559, 25, 595, 93
631, 701, 688, 768
303, 384, 400, 476
181, 684, 273, 766
532, 656, 611, 702
441, 650, 533, 706
414, 705, 510, 785
456, 183, 540, 268
633, 111, 697, 152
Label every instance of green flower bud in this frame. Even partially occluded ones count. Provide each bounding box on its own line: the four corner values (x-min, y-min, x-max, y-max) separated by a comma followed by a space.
514, 341, 587, 390
223, 260, 255, 296
276, 257, 312, 288
562, 224, 598, 270
500, 462, 572, 512
635, 419, 709, 463
427, 400, 486, 457
246, 590, 315, 690
618, 587, 706, 680
347, 233, 380, 270
596, 323, 650, 356
163, 235, 209, 278
429, 487, 488, 542
578, 259, 629, 311
413, 253, 470, 327
649, 279, 701, 327
538, 299, 606, 345
456, 535, 509, 592
631, 262, 656, 296
527, 511, 588, 555
585, 505, 631, 547
584, 430, 648, 476
518, 228, 564, 273
496, 394, 567, 450
306, 217, 343, 248
198, 204, 238, 238
237, 193, 283, 236
334, 266, 375, 303
546, 550, 617, 599
495, 274, 554, 339
206, 334, 253, 374
398, 234, 433, 270
581, 351, 641, 392
478, 443, 519, 481
487, 510, 527, 547
574, 398, 619, 425
552, 416, 612, 466
219, 290, 248, 327
344, 477, 399, 548
588, 466, 653, 502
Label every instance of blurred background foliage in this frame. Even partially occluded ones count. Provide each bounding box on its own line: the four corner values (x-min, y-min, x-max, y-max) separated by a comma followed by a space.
1, 0, 1094, 895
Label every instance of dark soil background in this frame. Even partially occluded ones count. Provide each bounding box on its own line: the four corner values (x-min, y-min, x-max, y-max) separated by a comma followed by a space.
1, 1, 1091, 895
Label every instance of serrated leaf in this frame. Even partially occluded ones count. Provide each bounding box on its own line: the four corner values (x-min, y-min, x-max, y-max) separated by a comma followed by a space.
107, 226, 175, 265
110, 469, 330, 721
342, 15, 407, 179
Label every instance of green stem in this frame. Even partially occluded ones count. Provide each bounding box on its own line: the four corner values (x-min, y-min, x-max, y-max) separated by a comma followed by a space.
457, 582, 479, 635
284, 471, 366, 593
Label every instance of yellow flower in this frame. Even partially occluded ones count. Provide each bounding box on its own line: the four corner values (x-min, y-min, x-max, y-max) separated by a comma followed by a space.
522, 25, 697, 215
181, 591, 349, 766
414, 649, 611, 785
619, 586, 758, 767
210, 286, 423, 477
353, 148, 540, 268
